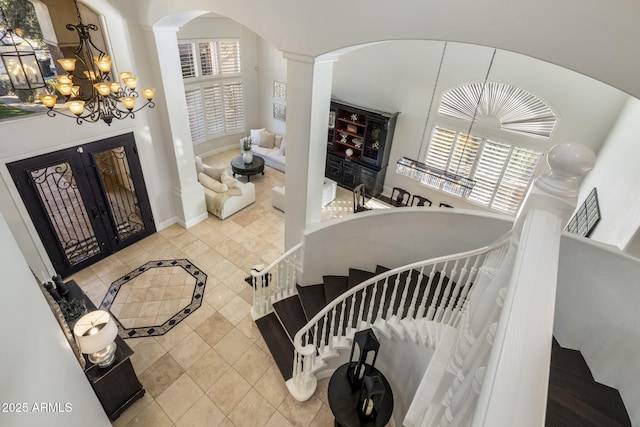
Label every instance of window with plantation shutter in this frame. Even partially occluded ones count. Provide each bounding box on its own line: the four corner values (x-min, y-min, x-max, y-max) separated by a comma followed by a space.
179, 44, 197, 79
491, 147, 542, 213
421, 82, 552, 214
185, 89, 206, 141
424, 126, 543, 214
178, 39, 244, 143
223, 81, 244, 131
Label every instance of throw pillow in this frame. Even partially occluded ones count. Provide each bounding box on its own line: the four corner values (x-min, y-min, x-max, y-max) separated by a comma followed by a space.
202, 164, 225, 181
274, 134, 283, 148
258, 130, 275, 148
250, 128, 265, 146
220, 172, 238, 188
198, 172, 228, 193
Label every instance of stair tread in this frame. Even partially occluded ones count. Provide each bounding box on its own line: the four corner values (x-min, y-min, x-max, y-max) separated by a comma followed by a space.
323, 275, 349, 303
348, 268, 376, 288
547, 383, 630, 427
296, 284, 327, 321
551, 345, 594, 380
273, 295, 308, 342
255, 313, 294, 380
548, 366, 629, 424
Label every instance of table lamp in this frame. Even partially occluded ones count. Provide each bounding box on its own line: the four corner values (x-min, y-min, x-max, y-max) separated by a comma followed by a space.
73, 310, 118, 368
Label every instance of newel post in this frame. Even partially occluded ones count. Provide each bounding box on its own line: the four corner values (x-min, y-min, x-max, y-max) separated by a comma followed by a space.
474, 143, 596, 427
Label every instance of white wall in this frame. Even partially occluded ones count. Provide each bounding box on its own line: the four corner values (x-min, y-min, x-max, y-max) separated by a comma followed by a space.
301, 208, 512, 285
577, 97, 640, 250
0, 212, 111, 427
556, 234, 640, 425
256, 38, 287, 137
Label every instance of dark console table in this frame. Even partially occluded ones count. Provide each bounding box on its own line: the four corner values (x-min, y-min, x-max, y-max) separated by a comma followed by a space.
327, 363, 394, 427
66, 280, 145, 421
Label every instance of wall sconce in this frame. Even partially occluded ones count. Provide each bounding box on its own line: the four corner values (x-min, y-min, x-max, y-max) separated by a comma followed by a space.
358, 373, 386, 420
73, 310, 118, 368
347, 328, 380, 388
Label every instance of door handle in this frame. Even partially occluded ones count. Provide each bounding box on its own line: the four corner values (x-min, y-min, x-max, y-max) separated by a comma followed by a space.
91, 207, 99, 218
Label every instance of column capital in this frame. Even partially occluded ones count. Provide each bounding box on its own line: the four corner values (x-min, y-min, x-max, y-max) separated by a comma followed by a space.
282, 51, 340, 65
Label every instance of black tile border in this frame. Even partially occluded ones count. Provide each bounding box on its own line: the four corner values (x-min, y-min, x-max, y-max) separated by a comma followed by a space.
99, 259, 207, 338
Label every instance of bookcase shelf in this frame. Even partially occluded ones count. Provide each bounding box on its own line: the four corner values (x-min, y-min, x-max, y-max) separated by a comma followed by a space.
326, 99, 399, 196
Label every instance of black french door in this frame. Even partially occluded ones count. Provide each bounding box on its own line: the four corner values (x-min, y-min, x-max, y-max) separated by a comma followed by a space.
8, 132, 155, 277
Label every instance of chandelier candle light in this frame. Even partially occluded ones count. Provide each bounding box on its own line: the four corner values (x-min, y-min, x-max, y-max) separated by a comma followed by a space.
39, 0, 155, 125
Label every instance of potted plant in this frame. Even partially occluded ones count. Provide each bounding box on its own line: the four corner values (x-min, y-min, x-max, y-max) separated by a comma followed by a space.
58, 298, 88, 327
240, 136, 253, 163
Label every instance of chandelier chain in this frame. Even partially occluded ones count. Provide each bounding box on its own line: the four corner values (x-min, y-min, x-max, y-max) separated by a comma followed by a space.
419, 41, 448, 159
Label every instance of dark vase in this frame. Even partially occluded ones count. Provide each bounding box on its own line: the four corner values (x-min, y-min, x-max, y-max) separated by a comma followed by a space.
53, 274, 69, 298
45, 281, 62, 302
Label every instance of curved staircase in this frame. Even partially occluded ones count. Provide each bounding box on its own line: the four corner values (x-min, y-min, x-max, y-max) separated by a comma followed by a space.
254, 267, 631, 426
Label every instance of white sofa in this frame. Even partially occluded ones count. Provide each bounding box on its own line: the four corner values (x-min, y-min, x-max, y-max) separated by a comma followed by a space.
248, 128, 286, 172
271, 178, 337, 212
195, 156, 255, 219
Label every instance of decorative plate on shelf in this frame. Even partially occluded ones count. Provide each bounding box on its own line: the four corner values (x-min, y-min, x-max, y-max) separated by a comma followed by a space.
345, 148, 354, 157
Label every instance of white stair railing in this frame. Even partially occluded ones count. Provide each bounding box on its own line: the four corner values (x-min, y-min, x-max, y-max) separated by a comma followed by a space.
285, 234, 515, 401
250, 242, 303, 319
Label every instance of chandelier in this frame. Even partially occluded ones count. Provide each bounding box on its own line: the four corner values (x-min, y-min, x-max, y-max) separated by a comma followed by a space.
0, 6, 46, 91
39, 0, 155, 125
396, 43, 495, 198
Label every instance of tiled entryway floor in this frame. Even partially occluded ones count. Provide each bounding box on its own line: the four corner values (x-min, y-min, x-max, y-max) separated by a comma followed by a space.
67, 148, 354, 426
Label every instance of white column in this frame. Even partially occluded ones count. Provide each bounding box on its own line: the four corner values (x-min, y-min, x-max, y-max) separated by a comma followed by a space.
147, 27, 207, 228
474, 143, 596, 427
282, 53, 337, 249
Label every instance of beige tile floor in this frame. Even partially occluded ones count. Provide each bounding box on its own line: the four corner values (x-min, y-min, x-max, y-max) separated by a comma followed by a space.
67, 148, 355, 427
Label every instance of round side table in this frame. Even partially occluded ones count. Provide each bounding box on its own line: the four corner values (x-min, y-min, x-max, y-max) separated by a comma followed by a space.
327, 363, 394, 427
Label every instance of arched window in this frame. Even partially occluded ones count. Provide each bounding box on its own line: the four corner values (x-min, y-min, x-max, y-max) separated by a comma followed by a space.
424, 82, 557, 214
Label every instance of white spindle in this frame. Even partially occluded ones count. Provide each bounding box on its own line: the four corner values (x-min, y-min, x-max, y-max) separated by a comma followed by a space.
385, 274, 402, 319
435, 259, 459, 323
356, 287, 368, 328
376, 277, 390, 320
366, 280, 379, 325
417, 264, 438, 318
396, 269, 414, 319
427, 262, 448, 321
407, 265, 426, 319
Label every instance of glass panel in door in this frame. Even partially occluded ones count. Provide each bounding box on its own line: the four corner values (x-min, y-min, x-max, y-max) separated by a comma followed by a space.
29, 162, 101, 266
93, 146, 145, 242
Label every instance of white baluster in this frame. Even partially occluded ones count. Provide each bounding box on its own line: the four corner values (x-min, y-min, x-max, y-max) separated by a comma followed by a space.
376, 277, 390, 320
366, 279, 379, 326
356, 287, 368, 329
384, 274, 402, 319
417, 264, 438, 318
428, 261, 448, 321
407, 265, 426, 319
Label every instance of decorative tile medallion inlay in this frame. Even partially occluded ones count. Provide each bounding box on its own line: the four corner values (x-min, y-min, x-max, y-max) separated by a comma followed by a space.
100, 259, 207, 338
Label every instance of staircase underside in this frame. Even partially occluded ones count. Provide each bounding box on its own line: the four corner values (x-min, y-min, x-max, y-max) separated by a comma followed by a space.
254, 266, 631, 425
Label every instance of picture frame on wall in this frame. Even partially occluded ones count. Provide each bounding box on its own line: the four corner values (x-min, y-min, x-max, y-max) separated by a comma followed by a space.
273, 102, 286, 121
274, 81, 286, 100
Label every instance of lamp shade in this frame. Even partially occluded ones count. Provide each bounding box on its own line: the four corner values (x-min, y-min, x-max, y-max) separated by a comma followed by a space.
73, 310, 118, 354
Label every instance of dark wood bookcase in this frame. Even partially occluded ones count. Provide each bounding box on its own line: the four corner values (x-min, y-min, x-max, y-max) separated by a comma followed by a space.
326, 99, 398, 196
